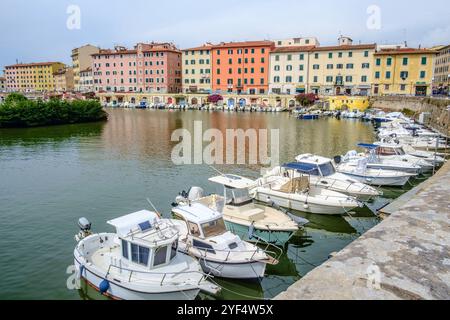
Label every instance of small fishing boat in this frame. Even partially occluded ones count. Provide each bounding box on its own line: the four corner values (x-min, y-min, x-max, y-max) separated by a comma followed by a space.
171, 202, 279, 280
336, 157, 416, 187
74, 211, 219, 300
175, 175, 301, 245
251, 165, 362, 215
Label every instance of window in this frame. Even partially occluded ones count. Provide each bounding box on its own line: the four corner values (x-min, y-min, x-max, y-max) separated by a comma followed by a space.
386, 71, 391, 79
274, 65, 280, 71
362, 63, 370, 69
327, 64, 333, 69
400, 84, 406, 91
138, 246, 150, 266
402, 57, 409, 66
336, 64, 343, 69
364, 51, 369, 57
153, 246, 168, 267
328, 53, 333, 59
286, 65, 293, 71
376, 58, 381, 66
348, 52, 353, 57
361, 75, 367, 82
346, 76, 353, 82
326, 76, 333, 82
375, 71, 380, 79
338, 52, 343, 58
420, 71, 426, 78
313, 76, 318, 83
188, 222, 201, 236
299, 54, 304, 60
387, 57, 392, 66
400, 71, 409, 79
313, 64, 320, 70
286, 76, 292, 82
385, 84, 390, 90
346, 63, 354, 69
274, 76, 280, 83
275, 55, 280, 62
171, 241, 178, 260
299, 65, 304, 71
287, 54, 292, 61
131, 243, 138, 263
299, 76, 304, 82
421, 57, 427, 65
122, 240, 129, 259
314, 53, 319, 59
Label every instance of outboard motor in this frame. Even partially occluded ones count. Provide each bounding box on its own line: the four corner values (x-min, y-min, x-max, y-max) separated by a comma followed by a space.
188, 187, 204, 202
333, 155, 342, 164
75, 217, 92, 242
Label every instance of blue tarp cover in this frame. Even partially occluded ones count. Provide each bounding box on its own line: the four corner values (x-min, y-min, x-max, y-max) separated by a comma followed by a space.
357, 143, 378, 149
282, 162, 318, 172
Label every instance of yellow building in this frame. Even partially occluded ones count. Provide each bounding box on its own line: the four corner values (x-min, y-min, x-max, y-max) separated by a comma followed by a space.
182, 44, 212, 93
327, 96, 370, 111
372, 48, 437, 96
4, 62, 66, 92
72, 44, 100, 92
308, 36, 376, 96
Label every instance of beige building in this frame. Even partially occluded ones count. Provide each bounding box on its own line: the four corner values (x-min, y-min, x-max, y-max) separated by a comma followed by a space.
432, 44, 450, 95
78, 67, 94, 93
182, 44, 212, 93
372, 48, 436, 96
0, 76, 6, 92
308, 36, 376, 96
274, 37, 320, 47
54, 67, 74, 92
72, 44, 100, 92
269, 45, 315, 94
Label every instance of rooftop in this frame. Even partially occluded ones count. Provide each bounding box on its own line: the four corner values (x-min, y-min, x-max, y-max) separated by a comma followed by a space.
312, 44, 376, 52
5, 62, 62, 68
375, 48, 437, 55
211, 40, 274, 49
272, 45, 316, 53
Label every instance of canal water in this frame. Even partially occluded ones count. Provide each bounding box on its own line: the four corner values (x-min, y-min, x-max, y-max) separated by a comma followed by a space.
0, 109, 412, 300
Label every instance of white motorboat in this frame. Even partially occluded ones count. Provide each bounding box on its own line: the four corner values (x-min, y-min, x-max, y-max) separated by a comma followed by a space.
280, 154, 381, 201
336, 157, 416, 187
372, 142, 441, 171
175, 175, 301, 245
74, 211, 219, 300
251, 166, 362, 216
171, 203, 278, 280
343, 147, 422, 174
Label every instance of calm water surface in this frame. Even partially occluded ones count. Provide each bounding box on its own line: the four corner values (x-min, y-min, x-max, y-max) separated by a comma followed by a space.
0, 109, 412, 300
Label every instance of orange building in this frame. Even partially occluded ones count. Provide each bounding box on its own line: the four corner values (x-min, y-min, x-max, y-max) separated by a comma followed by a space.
211, 41, 274, 94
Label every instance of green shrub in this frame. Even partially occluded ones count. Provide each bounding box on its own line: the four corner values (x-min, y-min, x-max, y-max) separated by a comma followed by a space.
0, 94, 107, 128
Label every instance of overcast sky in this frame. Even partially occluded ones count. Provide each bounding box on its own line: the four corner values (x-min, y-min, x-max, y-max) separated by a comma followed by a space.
1, 0, 449, 71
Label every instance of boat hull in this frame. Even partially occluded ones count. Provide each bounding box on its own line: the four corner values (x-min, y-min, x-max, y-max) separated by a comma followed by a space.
223, 220, 294, 245
74, 258, 200, 300
366, 163, 420, 174
253, 191, 357, 215
198, 259, 266, 280
338, 172, 411, 187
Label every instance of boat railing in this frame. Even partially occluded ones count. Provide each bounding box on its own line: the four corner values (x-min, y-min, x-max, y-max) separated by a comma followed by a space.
106, 263, 211, 286
189, 243, 280, 263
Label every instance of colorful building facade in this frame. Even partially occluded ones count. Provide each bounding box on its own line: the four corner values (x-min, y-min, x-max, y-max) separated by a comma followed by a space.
269, 45, 315, 94
327, 96, 370, 111
211, 41, 274, 94
78, 67, 94, 93
182, 44, 212, 93
92, 42, 182, 93
54, 67, 74, 92
308, 37, 376, 96
432, 45, 450, 95
0, 76, 6, 92
4, 62, 65, 92
72, 44, 100, 92
372, 48, 437, 96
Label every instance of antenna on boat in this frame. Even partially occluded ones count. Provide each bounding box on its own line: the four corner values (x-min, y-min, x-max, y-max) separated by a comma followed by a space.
208, 165, 226, 177
146, 198, 162, 218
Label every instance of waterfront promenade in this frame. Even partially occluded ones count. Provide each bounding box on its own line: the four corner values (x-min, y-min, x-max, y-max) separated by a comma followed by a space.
275, 161, 450, 300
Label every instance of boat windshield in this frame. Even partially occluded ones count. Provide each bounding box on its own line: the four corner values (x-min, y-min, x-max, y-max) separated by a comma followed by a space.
227, 188, 252, 205
396, 147, 406, 155
201, 218, 227, 238
318, 162, 336, 176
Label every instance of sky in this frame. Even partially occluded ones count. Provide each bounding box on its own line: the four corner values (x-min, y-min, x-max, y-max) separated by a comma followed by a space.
1, 0, 449, 71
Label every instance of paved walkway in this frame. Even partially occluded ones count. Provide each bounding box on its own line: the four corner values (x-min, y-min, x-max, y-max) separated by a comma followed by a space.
275, 162, 450, 300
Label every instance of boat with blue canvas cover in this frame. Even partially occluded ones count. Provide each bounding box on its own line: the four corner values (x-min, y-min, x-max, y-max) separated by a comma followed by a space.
174, 175, 300, 245
73, 211, 219, 300
260, 154, 381, 202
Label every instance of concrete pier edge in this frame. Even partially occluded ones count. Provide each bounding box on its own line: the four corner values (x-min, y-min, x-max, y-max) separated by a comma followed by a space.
275, 162, 450, 300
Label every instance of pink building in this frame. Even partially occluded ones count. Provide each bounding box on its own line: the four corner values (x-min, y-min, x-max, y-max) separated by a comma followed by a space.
92, 42, 182, 93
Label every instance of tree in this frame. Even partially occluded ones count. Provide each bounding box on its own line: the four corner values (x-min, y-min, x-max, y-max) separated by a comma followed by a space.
295, 93, 318, 107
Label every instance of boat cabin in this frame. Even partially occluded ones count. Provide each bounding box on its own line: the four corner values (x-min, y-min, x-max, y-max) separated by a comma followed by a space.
373, 143, 406, 156
209, 175, 256, 206
172, 203, 226, 240
291, 154, 337, 177
107, 210, 179, 270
